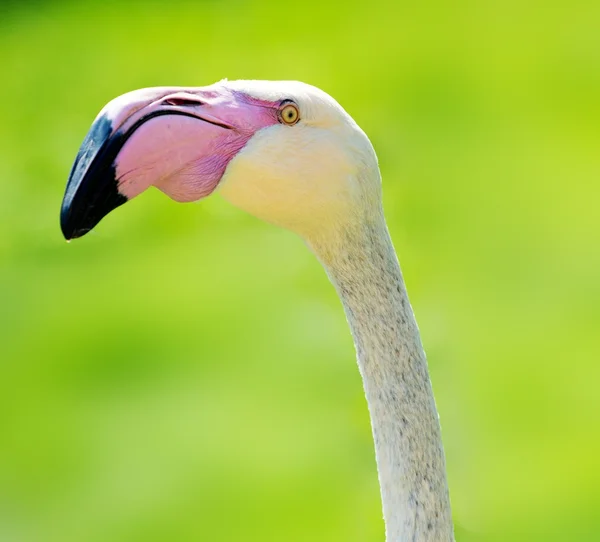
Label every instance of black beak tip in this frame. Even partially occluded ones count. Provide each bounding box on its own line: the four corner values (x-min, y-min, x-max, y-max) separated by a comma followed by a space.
59, 187, 128, 241
60, 113, 130, 241
60, 210, 87, 241
59, 114, 131, 241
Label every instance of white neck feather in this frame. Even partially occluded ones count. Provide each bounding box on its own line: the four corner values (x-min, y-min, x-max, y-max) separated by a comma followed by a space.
309, 214, 454, 542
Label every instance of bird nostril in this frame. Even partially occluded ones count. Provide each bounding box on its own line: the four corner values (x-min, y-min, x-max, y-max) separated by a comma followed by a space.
163, 97, 204, 107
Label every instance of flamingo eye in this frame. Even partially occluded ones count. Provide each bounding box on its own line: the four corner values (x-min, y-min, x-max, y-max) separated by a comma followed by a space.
278, 102, 300, 125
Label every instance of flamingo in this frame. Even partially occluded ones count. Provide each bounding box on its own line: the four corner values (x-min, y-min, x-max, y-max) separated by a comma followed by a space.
60, 80, 454, 541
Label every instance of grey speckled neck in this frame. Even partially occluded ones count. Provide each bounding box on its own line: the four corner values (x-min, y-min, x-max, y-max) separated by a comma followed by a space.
310, 217, 454, 541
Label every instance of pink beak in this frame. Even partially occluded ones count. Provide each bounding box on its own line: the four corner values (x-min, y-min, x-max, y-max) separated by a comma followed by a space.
60, 84, 278, 240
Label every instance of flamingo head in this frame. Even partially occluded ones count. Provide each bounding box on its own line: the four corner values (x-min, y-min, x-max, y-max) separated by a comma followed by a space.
60, 80, 381, 241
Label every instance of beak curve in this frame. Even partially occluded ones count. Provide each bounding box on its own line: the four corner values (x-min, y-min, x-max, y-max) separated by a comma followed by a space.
60, 81, 281, 240
59, 87, 241, 240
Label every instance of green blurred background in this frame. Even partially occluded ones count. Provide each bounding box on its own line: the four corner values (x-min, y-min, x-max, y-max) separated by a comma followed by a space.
1, 1, 598, 540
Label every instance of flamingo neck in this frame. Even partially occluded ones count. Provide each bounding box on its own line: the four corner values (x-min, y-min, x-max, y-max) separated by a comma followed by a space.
309, 215, 454, 541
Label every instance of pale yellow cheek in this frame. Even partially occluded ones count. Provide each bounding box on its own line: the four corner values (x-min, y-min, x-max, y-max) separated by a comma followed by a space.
217, 125, 365, 237
219, 155, 288, 226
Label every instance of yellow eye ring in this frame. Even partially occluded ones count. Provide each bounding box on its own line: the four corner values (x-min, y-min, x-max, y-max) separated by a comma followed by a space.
278, 103, 300, 125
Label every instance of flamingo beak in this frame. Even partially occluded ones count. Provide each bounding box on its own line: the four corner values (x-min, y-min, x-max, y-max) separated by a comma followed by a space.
59, 85, 278, 240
